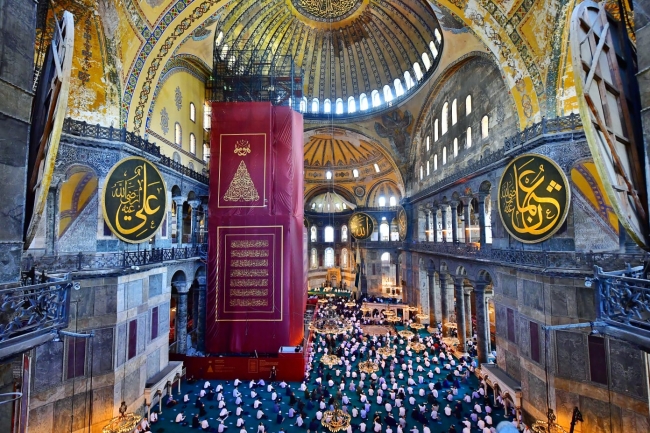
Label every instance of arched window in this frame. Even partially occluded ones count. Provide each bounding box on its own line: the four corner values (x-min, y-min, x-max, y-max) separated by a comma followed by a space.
190, 102, 196, 122
188, 162, 194, 171
435, 29, 442, 43
203, 143, 209, 163
324, 226, 334, 242
215, 31, 224, 47
434, 154, 438, 171
310, 248, 318, 269
482, 115, 489, 138
413, 63, 423, 81
422, 53, 431, 71
419, 165, 423, 180
371, 90, 381, 107
453, 138, 458, 157
429, 41, 439, 58
443, 147, 447, 165
173, 152, 181, 163
359, 93, 369, 111
426, 136, 430, 152
404, 71, 414, 90
310, 226, 317, 242
452, 99, 457, 125
190, 133, 196, 154
378, 196, 386, 207
324, 248, 334, 268
467, 127, 472, 148
466, 95, 472, 115
352, 169, 359, 178
324, 99, 331, 114
341, 248, 348, 268
434, 119, 439, 141
341, 225, 348, 242
175, 123, 182, 146
383, 85, 393, 103
394, 79, 404, 97
442, 102, 448, 135
348, 96, 356, 113
311, 98, 319, 113
426, 160, 430, 176
221, 44, 229, 58
379, 222, 390, 241
381, 252, 391, 262
204, 103, 212, 130
389, 196, 397, 206
300, 97, 307, 113
326, 171, 332, 180
335, 98, 343, 114
374, 163, 380, 173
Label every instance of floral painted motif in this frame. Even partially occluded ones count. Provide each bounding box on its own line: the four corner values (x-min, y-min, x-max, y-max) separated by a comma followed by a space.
175, 86, 183, 111
160, 107, 169, 134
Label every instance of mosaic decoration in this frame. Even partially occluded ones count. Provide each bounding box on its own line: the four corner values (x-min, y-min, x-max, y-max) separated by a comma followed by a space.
375, 110, 413, 161
354, 186, 366, 198
78, 15, 93, 86
160, 107, 169, 134
293, 0, 362, 21
175, 86, 182, 111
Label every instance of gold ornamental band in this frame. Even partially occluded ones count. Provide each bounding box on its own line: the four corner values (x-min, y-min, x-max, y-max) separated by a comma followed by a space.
230, 289, 269, 297
230, 278, 269, 287
231, 249, 269, 258
230, 269, 269, 278
230, 298, 268, 307
230, 259, 269, 268
230, 240, 270, 248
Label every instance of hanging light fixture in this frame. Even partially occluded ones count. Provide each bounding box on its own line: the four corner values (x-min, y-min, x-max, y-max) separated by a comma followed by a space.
531, 409, 568, 433
102, 401, 142, 433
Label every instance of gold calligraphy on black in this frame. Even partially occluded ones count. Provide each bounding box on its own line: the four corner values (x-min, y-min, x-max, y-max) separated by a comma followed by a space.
102, 157, 167, 243
349, 213, 374, 240
498, 154, 569, 243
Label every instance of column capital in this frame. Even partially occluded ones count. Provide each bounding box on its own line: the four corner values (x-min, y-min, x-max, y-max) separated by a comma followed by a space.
474, 191, 490, 201
172, 196, 186, 206
196, 276, 207, 287
173, 281, 188, 293
459, 196, 473, 206
452, 275, 466, 286
449, 200, 460, 208
188, 199, 202, 209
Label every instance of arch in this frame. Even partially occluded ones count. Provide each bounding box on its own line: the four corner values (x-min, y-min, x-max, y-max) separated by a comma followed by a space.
341, 225, 348, 242
404, 71, 414, 90
310, 226, 317, 242
188, 162, 194, 171
413, 62, 423, 81
189, 102, 196, 122
442, 147, 447, 165
378, 196, 387, 207
394, 79, 404, 97
366, 180, 402, 207
348, 96, 356, 113
352, 168, 359, 178
300, 97, 307, 113
371, 90, 381, 107
419, 165, 423, 180
174, 122, 182, 146
171, 270, 187, 288
323, 99, 331, 114
324, 226, 334, 242
381, 252, 391, 263
479, 180, 492, 194
310, 248, 318, 269
383, 85, 393, 103
202, 143, 209, 163
389, 196, 397, 207
189, 133, 196, 154
452, 99, 457, 125
467, 127, 472, 148
172, 152, 181, 163
341, 248, 349, 268
426, 160, 430, 176
426, 136, 430, 152
171, 185, 182, 197
422, 52, 432, 71
434, 29, 442, 44
311, 98, 319, 113
453, 138, 458, 157
441, 102, 448, 135
324, 247, 334, 268
466, 95, 472, 115
434, 154, 438, 171
434, 119, 439, 141
359, 93, 369, 111
215, 31, 224, 47
335, 98, 343, 114
481, 115, 489, 138
429, 41, 439, 59
379, 221, 390, 241
476, 269, 494, 286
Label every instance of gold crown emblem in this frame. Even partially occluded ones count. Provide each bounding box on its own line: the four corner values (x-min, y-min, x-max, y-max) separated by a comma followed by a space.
234, 140, 251, 157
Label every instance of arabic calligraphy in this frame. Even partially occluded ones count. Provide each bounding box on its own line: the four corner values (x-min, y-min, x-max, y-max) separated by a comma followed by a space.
234, 140, 251, 157
498, 154, 570, 243
294, 0, 360, 20
349, 213, 374, 240
102, 157, 167, 243
397, 207, 408, 241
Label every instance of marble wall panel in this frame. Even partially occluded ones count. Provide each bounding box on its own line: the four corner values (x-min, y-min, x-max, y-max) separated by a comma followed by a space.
525, 371, 547, 413
518, 315, 531, 359
497, 272, 518, 299
495, 303, 507, 338
550, 287, 569, 317
555, 331, 587, 381
28, 401, 53, 433
123, 366, 143, 405
576, 286, 596, 320
522, 279, 544, 311
53, 392, 90, 432
146, 348, 161, 381
94, 284, 117, 316
34, 340, 63, 391
149, 273, 163, 297
116, 323, 126, 367
91, 327, 114, 375
581, 395, 614, 433
91, 386, 115, 426
159, 301, 170, 336
137, 313, 146, 355
609, 339, 648, 400
126, 279, 143, 309
505, 350, 521, 381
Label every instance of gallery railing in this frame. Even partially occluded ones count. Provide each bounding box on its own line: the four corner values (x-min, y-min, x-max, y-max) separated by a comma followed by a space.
593, 265, 650, 349
22, 244, 207, 274
0, 276, 74, 359
61, 118, 209, 184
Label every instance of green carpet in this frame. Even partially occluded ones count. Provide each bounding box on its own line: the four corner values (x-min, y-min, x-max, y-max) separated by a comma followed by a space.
152, 326, 511, 433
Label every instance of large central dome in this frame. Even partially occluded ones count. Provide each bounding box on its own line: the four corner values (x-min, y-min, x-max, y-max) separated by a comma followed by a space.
292, 0, 363, 22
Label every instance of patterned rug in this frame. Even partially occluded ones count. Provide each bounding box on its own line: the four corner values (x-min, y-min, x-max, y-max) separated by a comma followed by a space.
360, 324, 395, 336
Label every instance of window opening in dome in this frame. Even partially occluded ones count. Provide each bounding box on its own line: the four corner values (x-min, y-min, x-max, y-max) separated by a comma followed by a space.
360, 93, 368, 111
374, 163, 380, 173
215, 31, 223, 47
311, 226, 317, 242
324, 99, 331, 114
326, 171, 332, 180
190, 102, 196, 122
380, 222, 389, 241
343, 203, 347, 209
378, 196, 386, 207
175, 123, 182, 146
190, 133, 196, 154
467, 127, 472, 148
228, 55, 236, 69
311, 203, 316, 210
352, 169, 359, 178
335, 203, 341, 211
371, 90, 381, 107
442, 103, 448, 135
300, 97, 307, 113
348, 96, 356, 113
413, 63, 423, 81
221, 44, 229, 58
426, 136, 430, 152
404, 71, 414, 90
466, 95, 472, 115
422, 53, 431, 71
324, 248, 334, 268
434, 119, 439, 141
453, 138, 458, 157
419, 165, 423, 180
383, 85, 393, 103
341, 225, 348, 241
452, 99, 457, 125
443, 147, 447, 165
394, 79, 404, 97
435, 29, 442, 43
390, 196, 397, 206
203, 143, 209, 163
335, 98, 343, 114
434, 154, 438, 171
312, 98, 319, 113
429, 41, 438, 59
482, 115, 489, 138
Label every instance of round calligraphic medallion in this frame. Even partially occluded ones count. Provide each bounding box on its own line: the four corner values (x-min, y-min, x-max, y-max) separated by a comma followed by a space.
102, 157, 167, 243
397, 206, 408, 241
497, 154, 570, 243
349, 212, 374, 240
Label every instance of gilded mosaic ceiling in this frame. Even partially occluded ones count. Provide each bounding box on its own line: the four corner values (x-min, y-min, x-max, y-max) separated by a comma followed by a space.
291, 0, 363, 22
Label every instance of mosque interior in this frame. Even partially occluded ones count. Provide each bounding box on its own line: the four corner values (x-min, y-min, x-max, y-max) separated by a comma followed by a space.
0, 0, 650, 432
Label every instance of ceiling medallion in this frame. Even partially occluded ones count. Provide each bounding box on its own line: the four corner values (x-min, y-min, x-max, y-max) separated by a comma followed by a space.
293, 0, 362, 22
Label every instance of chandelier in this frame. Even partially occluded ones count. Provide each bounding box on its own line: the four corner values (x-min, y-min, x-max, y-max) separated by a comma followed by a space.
415, 313, 428, 321
444, 322, 458, 329
408, 342, 426, 352
321, 354, 340, 368
360, 305, 372, 314
409, 323, 425, 331
345, 301, 356, 308
321, 406, 352, 432
383, 310, 396, 317
532, 409, 569, 433
358, 360, 379, 374
102, 402, 142, 433
318, 298, 329, 304
386, 316, 402, 323
377, 346, 395, 357
398, 330, 415, 340
309, 306, 352, 335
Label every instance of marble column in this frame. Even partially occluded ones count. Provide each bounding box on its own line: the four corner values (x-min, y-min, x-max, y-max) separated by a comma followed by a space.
174, 282, 188, 354
463, 199, 472, 244
440, 205, 448, 242
188, 199, 201, 246
474, 282, 490, 363
440, 273, 452, 336
173, 197, 185, 247
196, 276, 207, 351
450, 201, 459, 243
464, 287, 473, 339
477, 193, 488, 247
431, 206, 439, 243
45, 186, 58, 255
454, 278, 467, 350
427, 272, 436, 326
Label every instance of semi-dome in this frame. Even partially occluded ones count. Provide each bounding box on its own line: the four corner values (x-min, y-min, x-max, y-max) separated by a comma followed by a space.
212, 0, 443, 117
